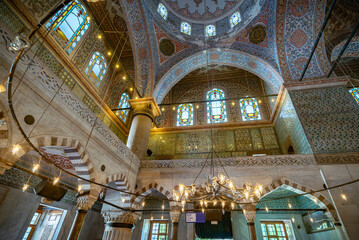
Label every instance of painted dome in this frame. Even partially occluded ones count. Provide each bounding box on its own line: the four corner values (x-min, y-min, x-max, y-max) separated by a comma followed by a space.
163, 0, 242, 23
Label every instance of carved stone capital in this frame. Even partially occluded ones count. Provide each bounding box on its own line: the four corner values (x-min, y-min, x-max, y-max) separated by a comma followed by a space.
170, 211, 182, 223
76, 192, 97, 211
102, 210, 140, 225
242, 204, 256, 223
129, 97, 161, 121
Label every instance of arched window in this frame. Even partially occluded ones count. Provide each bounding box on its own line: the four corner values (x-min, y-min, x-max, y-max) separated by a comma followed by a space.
157, 3, 168, 20
177, 104, 194, 126
205, 25, 216, 37
207, 89, 227, 123
349, 88, 359, 104
46, 1, 90, 54
230, 12, 241, 28
181, 22, 191, 35
85, 52, 107, 88
239, 98, 261, 121
117, 93, 130, 122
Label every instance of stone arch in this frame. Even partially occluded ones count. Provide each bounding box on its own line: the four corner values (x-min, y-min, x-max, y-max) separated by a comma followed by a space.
132, 182, 173, 208
153, 49, 284, 104
259, 178, 335, 214
9, 135, 97, 194
105, 173, 131, 192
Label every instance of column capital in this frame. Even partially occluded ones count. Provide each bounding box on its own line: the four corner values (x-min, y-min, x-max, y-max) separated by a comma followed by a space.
129, 97, 161, 121
76, 192, 97, 211
170, 211, 182, 223
102, 210, 140, 224
242, 204, 256, 223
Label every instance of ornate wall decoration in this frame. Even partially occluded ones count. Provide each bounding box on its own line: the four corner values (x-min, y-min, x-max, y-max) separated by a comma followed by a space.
249, 24, 267, 44
140, 154, 317, 168
276, 0, 331, 81
159, 38, 175, 57
153, 49, 283, 104
331, 36, 359, 62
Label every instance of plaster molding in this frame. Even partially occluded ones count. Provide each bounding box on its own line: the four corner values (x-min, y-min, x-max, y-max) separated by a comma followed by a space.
102, 210, 140, 224
140, 154, 317, 169
170, 211, 182, 223
284, 77, 348, 91
242, 204, 256, 223
77, 192, 98, 211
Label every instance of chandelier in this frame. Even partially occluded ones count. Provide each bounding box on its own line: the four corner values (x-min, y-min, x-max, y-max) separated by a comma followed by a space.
173, 149, 263, 211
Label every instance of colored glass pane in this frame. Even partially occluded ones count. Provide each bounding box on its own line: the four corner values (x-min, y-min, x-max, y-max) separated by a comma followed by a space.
230, 12, 241, 27
117, 93, 130, 122
181, 22, 191, 35
239, 98, 261, 121
157, 3, 168, 20
207, 88, 227, 123
177, 104, 194, 126
85, 52, 107, 88
205, 25, 216, 37
349, 88, 359, 104
46, 1, 89, 54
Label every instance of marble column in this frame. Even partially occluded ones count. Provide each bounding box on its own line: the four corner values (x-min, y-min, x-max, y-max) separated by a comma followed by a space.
68, 192, 97, 240
243, 205, 256, 240
170, 209, 181, 240
102, 211, 140, 240
126, 98, 161, 160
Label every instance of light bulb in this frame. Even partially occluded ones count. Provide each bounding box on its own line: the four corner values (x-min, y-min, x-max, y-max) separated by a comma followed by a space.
231, 102, 235, 106
204, 200, 208, 207
258, 184, 263, 193
179, 184, 184, 194
202, 208, 205, 213
265, 206, 269, 212
255, 189, 260, 197
175, 195, 180, 202
32, 164, 40, 172
213, 200, 217, 206
292, 217, 295, 223
200, 200, 204, 207
97, 34, 102, 39
231, 202, 235, 210
182, 207, 184, 212
196, 105, 199, 109
122, 76, 126, 80
122, 197, 125, 203
87, 17, 90, 21
288, 203, 292, 209
107, 51, 111, 56
341, 193, 347, 201
314, 198, 318, 204
181, 199, 186, 207
78, 185, 83, 192
310, 217, 314, 223
244, 190, 249, 199
53, 177, 60, 185
221, 201, 225, 208
116, 64, 120, 68
142, 201, 146, 207
12, 144, 21, 155
243, 209, 246, 214
161, 215, 164, 220
151, 216, 153, 220
185, 191, 189, 198
162, 204, 165, 210
0, 84, 6, 93
228, 180, 234, 189
129, 87, 133, 91
22, 183, 29, 192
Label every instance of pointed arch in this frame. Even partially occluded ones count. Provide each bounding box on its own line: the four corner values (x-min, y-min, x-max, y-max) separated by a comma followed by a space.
259, 178, 335, 213
132, 182, 173, 208
153, 49, 284, 104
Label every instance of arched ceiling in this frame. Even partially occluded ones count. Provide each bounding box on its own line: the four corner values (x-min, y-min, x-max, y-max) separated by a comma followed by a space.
95, 0, 334, 97
162, 0, 242, 23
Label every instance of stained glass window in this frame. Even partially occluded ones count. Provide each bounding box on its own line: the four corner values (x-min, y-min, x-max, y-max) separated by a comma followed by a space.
85, 52, 107, 88
349, 88, 359, 104
157, 3, 168, 20
230, 12, 241, 28
260, 222, 289, 240
177, 104, 194, 126
117, 93, 130, 122
207, 88, 227, 123
239, 98, 261, 121
205, 25, 216, 37
181, 22, 191, 35
46, 1, 90, 54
